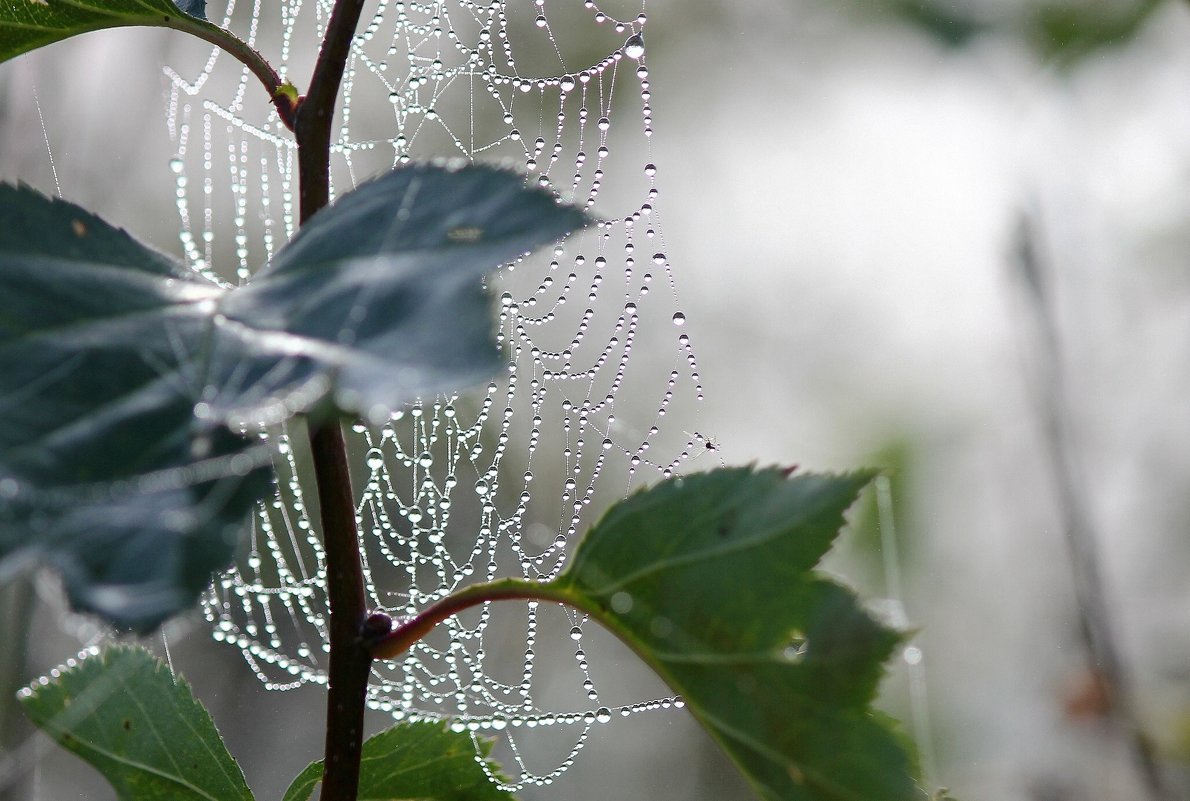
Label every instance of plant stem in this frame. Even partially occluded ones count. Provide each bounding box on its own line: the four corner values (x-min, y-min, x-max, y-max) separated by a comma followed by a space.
1014, 216, 1173, 801
308, 422, 371, 801
372, 579, 571, 661
296, 0, 367, 223
163, 16, 298, 129
293, 1, 371, 800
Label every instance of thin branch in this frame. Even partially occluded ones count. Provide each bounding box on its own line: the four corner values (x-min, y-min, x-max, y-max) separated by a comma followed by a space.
1014, 214, 1173, 801
308, 421, 371, 801
293, 2, 372, 800
372, 579, 570, 661
163, 15, 299, 129
296, 0, 367, 223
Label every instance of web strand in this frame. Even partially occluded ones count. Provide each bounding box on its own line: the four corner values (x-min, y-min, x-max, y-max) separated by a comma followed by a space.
167, 0, 708, 789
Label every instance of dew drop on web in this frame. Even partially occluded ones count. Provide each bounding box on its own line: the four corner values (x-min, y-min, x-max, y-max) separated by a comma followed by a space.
623, 34, 645, 60
167, 0, 714, 791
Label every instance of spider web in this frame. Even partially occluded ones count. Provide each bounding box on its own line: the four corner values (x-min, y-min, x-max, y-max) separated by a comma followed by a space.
164, 0, 714, 788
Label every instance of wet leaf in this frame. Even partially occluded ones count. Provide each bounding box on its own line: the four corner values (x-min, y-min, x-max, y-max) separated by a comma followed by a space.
19, 645, 254, 801
465, 468, 924, 801
0, 166, 585, 631
0, 0, 225, 64
0, 183, 270, 632
216, 163, 588, 427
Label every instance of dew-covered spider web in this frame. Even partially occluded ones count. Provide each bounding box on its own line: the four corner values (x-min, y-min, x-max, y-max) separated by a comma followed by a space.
163, 0, 716, 789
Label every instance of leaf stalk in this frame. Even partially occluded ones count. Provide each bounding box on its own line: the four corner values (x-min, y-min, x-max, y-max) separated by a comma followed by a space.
162, 15, 299, 129
372, 580, 571, 661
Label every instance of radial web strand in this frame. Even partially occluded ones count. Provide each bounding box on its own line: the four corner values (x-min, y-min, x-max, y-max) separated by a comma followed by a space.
164, 0, 713, 789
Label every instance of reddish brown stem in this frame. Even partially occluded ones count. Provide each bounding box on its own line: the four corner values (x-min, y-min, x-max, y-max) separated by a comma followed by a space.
162, 15, 298, 130
372, 579, 571, 661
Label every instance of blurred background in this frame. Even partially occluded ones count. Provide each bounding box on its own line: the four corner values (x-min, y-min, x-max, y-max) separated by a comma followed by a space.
4, 1, 1190, 799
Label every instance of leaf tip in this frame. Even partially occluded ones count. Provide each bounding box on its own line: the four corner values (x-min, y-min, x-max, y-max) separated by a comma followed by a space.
172, 0, 207, 20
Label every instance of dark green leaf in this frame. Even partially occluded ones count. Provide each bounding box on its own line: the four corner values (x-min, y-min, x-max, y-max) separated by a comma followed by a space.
19, 645, 254, 801
540, 468, 923, 801
281, 720, 515, 801
216, 163, 589, 426
0, 0, 224, 65
0, 183, 271, 632
0, 166, 585, 631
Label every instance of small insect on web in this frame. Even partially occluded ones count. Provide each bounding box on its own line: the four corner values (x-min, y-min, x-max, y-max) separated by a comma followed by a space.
682, 430, 724, 465
165, 0, 711, 790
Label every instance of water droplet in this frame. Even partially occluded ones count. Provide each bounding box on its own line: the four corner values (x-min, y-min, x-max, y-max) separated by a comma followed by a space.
569, 625, 583, 640
169, 157, 184, 173
903, 645, 923, 665
474, 479, 489, 496
623, 33, 645, 59
672, 312, 686, 326
595, 706, 613, 723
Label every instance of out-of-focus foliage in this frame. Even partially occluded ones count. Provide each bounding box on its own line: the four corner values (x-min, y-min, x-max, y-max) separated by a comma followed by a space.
870, 0, 986, 46
1031, 0, 1162, 62
845, 440, 917, 566
852, 0, 1164, 63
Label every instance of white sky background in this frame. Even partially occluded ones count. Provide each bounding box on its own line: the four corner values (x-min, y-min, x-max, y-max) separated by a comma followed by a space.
4, 1, 1190, 799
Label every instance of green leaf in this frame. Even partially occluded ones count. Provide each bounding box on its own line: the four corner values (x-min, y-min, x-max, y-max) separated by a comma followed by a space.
281, 720, 515, 801
0, 183, 272, 632
216, 162, 589, 426
0, 165, 585, 632
539, 468, 921, 801
19, 645, 254, 801
0, 0, 223, 65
